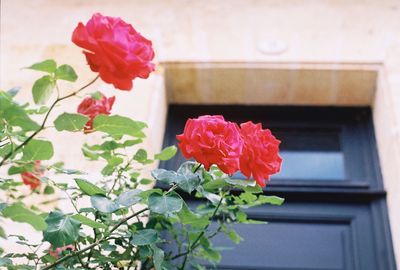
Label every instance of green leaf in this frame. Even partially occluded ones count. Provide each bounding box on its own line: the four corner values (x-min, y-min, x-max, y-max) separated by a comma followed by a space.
90, 196, 119, 213
54, 113, 89, 132
1, 101, 40, 130
43, 185, 55, 195
148, 193, 183, 216
154, 145, 177, 161
175, 173, 201, 193
256, 195, 285, 206
75, 178, 106, 196
0, 226, 6, 239
43, 211, 80, 247
116, 189, 142, 207
224, 228, 243, 244
55, 64, 78, 82
178, 203, 209, 228
93, 114, 147, 138
130, 229, 158, 246
151, 169, 177, 185
22, 139, 54, 161
32, 75, 55, 104
2, 203, 47, 231
27, 59, 57, 73
71, 214, 106, 229
133, 149, 153, 165
150, 244, 164, 270
225, 178, 257, 187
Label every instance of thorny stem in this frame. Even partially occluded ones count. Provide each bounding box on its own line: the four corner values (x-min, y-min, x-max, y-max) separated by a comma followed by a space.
0, 75, 99, 168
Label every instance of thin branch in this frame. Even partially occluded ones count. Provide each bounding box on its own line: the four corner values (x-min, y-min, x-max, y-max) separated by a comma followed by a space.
41, 207, 148, 270
0, 75, 99, 168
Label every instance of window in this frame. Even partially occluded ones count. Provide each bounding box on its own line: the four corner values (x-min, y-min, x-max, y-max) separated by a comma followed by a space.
160, 105, 396, 270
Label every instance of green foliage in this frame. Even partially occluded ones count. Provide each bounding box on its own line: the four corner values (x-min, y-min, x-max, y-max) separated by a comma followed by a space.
74, 178, 106, 196
93, 114, 147, 138
32, 75, 55, 104
43, 211, 80, 247
1, 58, 285, 270
148, 193, 183, 216
154, 145, 177, 160
130, 229, 158, 246
27, 59, 57, 73
54, 113, 89, 131
54, 64, 78, 82
2, 203, 47, 231
22, 139, 54, 161
71, 214, 106, 229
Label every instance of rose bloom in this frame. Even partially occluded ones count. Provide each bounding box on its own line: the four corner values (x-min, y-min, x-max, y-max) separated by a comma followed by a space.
72, 13, 155, 90
176, 115, 243, 175
239, 121, 282, 187
77, 93, 115, 133
49, 245, 75, 259
21, 160, 44, 190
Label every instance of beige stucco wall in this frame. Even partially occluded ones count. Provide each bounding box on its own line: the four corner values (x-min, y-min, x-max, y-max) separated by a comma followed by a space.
1, 0, 400, 265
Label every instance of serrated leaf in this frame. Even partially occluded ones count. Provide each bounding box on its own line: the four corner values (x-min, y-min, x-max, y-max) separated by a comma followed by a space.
75, 178, 106, 196
32, 75, 55, 104
148, 193, 183, 216
27, 59, 57, 73
2, 203, 47, 231
43, 211, 80, 247
55, 64, 78, 82
54, 113, 89, 132
130, 229, 158, 246
93, 114, 147, 138
154, 145, 177, 161
116, 189, 142, 207
90, 196, 119, 213
22, 139, 53, 161
71, 214, 106, 229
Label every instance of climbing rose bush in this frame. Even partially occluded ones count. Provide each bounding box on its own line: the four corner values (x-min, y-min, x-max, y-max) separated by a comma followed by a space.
0, 13, 284, 270
72, 13, 155, 90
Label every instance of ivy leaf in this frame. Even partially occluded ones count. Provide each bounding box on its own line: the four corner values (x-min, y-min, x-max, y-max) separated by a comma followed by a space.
116, 189, 142, 207
55, 64, 78, 82
54, 113, 89, 132
32, 75, 55, 104
130, 229, 158, 246
148, 193, 183, 216
91, 196, 119, 213
27, 59, 57, 73
2, 203, 47, 231
93, 114, 147, 138
22, 139, 54, 161
71, 214, 106, 229
154, 145, 177, 161
43, 211, 81, 247
75, 178, 106, 196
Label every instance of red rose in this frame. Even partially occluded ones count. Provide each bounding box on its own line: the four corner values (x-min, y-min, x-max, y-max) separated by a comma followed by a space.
77, 93, 115, 133
72, 13, 155, 90
176, 115, 243, 174
49, 245, 75, 259
239, 121, 282, 187
21, 161, 44, 190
